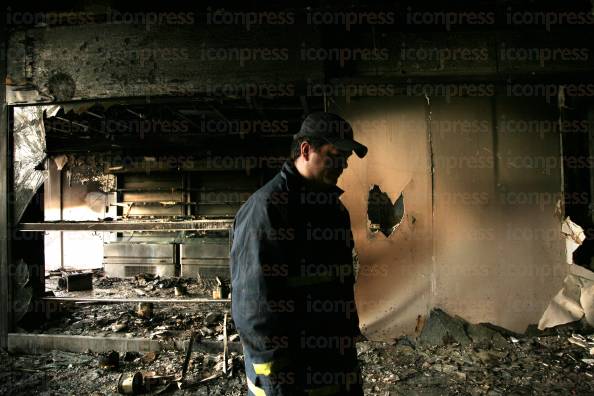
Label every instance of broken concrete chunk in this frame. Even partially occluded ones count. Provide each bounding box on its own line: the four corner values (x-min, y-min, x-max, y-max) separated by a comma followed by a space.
200, 327, 214, 336
111, 322, 128, 332
204, 312, 220, 325
418, 309, 471, 346
466, 323, 508, 349
98, 351, 119, 370
71, 319, 93, 330
149, 330, 171, 339
476, 350, 507, 365
124, 351, 141, 362
431, 363, 458, 373
418, 308, 514, 348
141, 351, 158, 364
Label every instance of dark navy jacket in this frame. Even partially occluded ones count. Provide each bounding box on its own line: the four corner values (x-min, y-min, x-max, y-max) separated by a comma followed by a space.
230, 160, 361, 395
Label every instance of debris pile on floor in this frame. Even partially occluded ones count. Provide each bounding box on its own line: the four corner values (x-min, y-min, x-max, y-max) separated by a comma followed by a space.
0, 348, 246, 395
358, 309, 594, 395
28, 272, 234, 339
24, 301, 232, 340
45, 271, 227, 300
8, 306, 594, 395
417, 308, 511, 349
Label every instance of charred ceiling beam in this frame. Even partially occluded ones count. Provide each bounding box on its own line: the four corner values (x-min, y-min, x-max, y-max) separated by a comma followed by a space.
6, 22, 324, 104
8, 21, 592, 105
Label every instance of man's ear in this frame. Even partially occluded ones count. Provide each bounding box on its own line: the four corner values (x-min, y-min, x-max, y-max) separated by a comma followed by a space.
300, 141, 311, 160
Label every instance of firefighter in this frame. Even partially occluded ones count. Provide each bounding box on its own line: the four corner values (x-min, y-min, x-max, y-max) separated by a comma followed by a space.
230, 112, 368, 395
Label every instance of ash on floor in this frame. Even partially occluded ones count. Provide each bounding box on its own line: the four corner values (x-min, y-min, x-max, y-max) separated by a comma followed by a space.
9, 300, 594, 395
357, 334, 594, 395
45, 272, 224, 300
32, 272, 232, 339
0, 348, 246, 396
4, 326, 594, 395
26, 301, 232, 340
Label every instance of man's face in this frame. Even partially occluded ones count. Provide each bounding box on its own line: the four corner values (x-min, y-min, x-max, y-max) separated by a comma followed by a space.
306, 143, 352, 186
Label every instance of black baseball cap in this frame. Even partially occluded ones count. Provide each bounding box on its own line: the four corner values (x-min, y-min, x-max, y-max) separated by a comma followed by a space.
293, 112, 368, 158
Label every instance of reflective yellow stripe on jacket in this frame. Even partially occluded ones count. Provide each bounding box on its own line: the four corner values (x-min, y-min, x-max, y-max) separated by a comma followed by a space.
247, 376, 345, 396
253, 361, 273, 376
252, 358, 291, 376
247, 377, 343, 396
247, 376, 266, 396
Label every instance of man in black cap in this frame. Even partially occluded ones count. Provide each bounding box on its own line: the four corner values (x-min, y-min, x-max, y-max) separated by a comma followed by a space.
230, 112, 367, 396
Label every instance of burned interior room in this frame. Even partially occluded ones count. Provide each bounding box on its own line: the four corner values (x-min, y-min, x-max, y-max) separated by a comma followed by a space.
3, 1, 594, 395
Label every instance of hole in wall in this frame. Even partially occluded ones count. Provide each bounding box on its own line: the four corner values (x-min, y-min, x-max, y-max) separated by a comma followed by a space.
367, 185, 404, 237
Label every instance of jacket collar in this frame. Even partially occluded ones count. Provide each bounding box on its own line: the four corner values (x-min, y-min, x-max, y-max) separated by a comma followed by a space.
280, 160, 344, 196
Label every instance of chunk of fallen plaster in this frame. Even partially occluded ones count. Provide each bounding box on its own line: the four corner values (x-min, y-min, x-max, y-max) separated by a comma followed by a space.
562, 217, 586, 265
538, 217, 594, 330
418, 308, 471, 346
539, 274, 585, 329
466, 323, 509, 349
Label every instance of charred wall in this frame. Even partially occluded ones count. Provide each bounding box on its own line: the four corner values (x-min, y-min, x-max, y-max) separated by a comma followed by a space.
336, 94, 566, 338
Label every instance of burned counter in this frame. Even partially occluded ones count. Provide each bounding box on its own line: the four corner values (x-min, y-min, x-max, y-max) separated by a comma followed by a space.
10, 96, 322, 344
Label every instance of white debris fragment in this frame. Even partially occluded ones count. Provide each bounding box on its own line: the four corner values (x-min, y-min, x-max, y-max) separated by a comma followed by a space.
538, 217, 594, 330
561, 217, 586, 264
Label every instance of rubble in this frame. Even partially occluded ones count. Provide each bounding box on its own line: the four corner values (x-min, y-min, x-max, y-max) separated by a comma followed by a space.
98, 351, 120, 370
357, 323, 594, 395
32, 272, 233, 340
24, 274, 594, 395
45, 271, 224, 301
0, 346, 246, 395
26, 297, 232, 340
58, 272, 93, 291
418, 308, 471, 346
5, 318, 594, 394
466, 323, 510, 350
418, 308, 520, 350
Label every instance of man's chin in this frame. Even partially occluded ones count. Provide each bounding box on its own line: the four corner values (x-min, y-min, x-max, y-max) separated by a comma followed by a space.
323, 174, 341, 186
